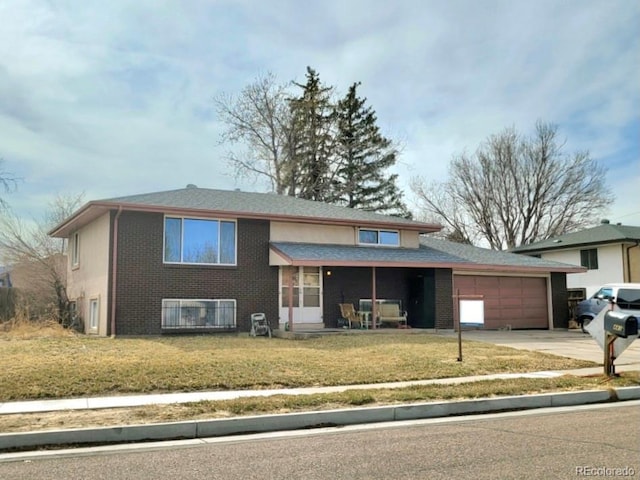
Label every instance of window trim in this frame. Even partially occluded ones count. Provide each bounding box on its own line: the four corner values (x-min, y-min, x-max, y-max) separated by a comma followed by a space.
163, 215, 237, 266
89, 297, 99, 332
580, 248, 598, 270
71, 232, 80, 267
161, 298, 237, 330
358, 228, 400, 247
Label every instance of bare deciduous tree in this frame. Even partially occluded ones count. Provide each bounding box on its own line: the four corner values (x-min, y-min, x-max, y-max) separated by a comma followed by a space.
411, 121, 614, 250
214, 73, 298, 195
0, 193, 84, 323
0, 159, 19, 208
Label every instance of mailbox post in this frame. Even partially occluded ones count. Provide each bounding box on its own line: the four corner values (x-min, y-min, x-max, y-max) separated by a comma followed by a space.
603, 311, 638, 376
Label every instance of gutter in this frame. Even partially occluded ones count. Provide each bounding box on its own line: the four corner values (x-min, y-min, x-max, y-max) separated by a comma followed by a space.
110, 206, 123, 337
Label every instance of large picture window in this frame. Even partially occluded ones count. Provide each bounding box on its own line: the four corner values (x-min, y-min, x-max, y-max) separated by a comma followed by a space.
164, 217, 236, 265
358, 229, 399, 246
161, 299, 236, 329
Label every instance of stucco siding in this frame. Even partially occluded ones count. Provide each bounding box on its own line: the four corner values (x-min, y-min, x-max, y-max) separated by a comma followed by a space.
66, 212, 111, 335
270, 221, 420, 248
542, 244, 625, 296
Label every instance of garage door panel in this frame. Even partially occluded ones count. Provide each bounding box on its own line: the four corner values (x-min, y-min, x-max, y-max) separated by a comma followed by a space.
524, 307, 548, 318
453, 275, 548, 329
500, 297, 525, 307
454, 276, 477, 289
522, 297, 545, 307
476, 277, 501, 288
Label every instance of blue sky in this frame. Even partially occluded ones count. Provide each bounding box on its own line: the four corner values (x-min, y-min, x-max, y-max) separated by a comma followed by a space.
1, 0, 638, 225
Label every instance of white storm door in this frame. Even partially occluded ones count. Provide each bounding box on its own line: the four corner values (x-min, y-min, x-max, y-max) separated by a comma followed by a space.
279, 266, 323, 324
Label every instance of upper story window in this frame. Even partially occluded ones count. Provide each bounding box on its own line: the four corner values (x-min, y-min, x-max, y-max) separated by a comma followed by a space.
580, 248, 598, 270
164, 216, 237, 265
71, 232, 80, 267
358, 229, 400, 247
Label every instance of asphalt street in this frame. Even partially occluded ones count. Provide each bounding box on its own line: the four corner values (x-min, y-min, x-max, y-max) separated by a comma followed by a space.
2, 402, 638, 480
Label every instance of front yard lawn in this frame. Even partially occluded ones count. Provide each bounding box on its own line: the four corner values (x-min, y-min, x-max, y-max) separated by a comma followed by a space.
0, 333, 598, 401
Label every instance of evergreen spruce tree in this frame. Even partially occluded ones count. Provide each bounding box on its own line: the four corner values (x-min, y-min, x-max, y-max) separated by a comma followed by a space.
287, 67, 336, 201
332, 82, 410, 217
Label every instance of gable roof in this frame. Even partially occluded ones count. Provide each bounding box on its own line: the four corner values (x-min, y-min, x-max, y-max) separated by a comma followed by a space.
270, 235, 584, 273
511, 223, 640, 254
49, 186, 441, 237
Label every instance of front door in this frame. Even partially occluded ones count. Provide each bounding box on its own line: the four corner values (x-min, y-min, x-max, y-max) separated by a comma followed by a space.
279, 266, 323, 325
408, 270, 435, 328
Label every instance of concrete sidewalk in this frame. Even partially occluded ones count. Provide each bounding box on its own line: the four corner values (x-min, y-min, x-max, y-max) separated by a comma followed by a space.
1, 370, 639, 454
1, 364, 638, 416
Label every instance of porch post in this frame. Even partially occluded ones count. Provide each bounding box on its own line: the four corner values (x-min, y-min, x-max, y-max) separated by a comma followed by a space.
288, 266, 294, 331
372, 266, 377, 330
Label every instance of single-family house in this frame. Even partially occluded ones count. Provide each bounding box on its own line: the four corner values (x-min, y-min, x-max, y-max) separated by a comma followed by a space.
511, 220, 640, 298
49, 185, 584, 336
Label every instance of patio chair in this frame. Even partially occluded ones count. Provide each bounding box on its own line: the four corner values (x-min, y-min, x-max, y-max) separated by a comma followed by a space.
338, 303, 361, 329
377, 303, 408, 328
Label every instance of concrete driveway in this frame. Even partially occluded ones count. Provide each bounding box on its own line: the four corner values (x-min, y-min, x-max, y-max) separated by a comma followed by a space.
436, 329, 640, 367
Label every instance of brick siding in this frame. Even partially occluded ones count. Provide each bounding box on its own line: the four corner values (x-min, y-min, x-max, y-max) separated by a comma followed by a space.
434, 268, 454, 329
113, 212, 278, 335
551, 272, 568, 328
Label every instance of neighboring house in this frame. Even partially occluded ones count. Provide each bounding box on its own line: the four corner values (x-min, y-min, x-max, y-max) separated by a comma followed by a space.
49, 185, 583, 336
511, 220, 640, 298
0, 255, 65, 314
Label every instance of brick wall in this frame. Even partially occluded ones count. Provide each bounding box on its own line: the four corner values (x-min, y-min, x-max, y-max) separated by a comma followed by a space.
114, 212, 278, 335
551, 272, 568, 329
434, 269, 453, 329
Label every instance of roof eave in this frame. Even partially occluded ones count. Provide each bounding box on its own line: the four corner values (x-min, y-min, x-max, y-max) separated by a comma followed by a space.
48, 202, 112, 237
49, 202, 440, 238
515, 239, 639, 254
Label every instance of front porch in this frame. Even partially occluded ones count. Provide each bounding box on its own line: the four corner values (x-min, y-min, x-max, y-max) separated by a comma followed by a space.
273, 263, 452, 332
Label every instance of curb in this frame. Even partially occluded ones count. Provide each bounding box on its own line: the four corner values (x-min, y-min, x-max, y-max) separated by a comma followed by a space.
2, 386, 639, 453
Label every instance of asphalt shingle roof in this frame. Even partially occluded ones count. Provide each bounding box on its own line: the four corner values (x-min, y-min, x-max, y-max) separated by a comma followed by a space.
102, 186, 432, 229
271, 236, 583, 272
419, 236, 578, 269
511, 223, 640, 253
271, 241, 466, 265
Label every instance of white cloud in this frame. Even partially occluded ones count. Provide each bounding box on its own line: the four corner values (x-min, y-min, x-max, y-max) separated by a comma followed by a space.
0, 0, 638, 228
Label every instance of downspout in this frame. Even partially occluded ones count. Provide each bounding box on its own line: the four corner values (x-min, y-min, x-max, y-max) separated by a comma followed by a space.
110, 206, 123, 337
626, 241, 640, 283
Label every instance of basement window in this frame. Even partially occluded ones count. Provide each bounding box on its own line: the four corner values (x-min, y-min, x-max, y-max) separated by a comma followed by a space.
161, 299, 236, 329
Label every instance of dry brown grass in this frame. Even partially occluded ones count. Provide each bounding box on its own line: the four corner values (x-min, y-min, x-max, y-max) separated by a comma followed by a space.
0, 307, 74, 339
0, 373, 637, 434
0, 332, 598, 402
